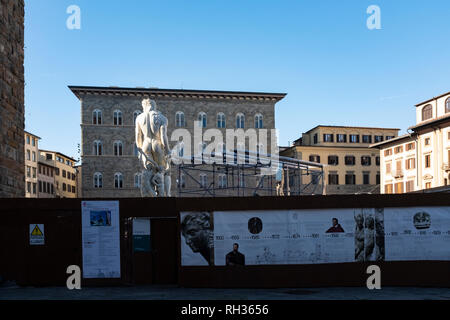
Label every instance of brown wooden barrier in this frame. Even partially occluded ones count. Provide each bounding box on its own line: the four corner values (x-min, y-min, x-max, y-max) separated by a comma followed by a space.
0, 194, 448, 288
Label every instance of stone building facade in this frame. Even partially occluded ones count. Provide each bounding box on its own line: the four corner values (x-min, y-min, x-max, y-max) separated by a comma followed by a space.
0, 0, 25, 197
69, 86, 286, 198
281, 125, 400, 195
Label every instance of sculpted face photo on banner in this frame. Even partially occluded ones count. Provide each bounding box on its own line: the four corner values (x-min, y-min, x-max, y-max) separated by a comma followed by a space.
180, 212, 214, 266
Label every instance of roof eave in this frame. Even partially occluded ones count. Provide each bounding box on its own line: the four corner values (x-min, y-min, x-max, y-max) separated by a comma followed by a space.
415, 91, 450, 106
68, 85, 287, 102
369, 134, 414, 149
408, 115, 450, 131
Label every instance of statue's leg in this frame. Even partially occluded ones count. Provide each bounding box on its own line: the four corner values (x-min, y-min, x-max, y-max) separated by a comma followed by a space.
152, 141, 166, 169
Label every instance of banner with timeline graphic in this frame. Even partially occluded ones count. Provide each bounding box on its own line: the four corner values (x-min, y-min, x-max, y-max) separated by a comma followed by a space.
214, 209, 360, 265
180, 207, 450, 266
384, 207, 450, 261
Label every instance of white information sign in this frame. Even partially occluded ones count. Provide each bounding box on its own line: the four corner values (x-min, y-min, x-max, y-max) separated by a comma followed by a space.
81, 201, 121, 278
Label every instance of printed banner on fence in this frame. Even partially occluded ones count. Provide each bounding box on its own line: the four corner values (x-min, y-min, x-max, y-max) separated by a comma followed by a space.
180, 207, 450, 266
180, 212, 214, 266
384, 206, 450, 261
81, 201, 121, 278
214, 209, 362, 265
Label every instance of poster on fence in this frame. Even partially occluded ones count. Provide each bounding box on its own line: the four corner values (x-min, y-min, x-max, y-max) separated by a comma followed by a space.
384, 206, 450, 261
213, 209, 360, 265
180, 211, 214, 266
180, 207, 450, 266
81, 201, 121, 278
133, 218, 151, 252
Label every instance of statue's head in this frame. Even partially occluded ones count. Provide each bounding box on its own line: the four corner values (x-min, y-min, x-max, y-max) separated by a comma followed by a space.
142, 98, 157, 112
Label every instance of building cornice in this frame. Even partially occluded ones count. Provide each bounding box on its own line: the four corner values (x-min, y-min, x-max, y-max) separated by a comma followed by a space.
39, 149, 77, 162
415, 91, 450, 106
69, 85, 287, 102
282, 145, 382, 151
408, 114, 450, 131
302, 125, 401, 135
82, 155, 138, 159
369, 134, 415, 149
38, 160, 56, 168
24, 131, 41, 139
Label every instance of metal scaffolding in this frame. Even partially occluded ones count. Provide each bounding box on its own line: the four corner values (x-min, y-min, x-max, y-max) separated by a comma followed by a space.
174, 150, 325, 197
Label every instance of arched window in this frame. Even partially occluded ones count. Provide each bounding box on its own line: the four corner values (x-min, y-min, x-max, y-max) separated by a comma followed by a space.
113, 110, 123, 126
422, 104, 432, 121
92, 109, 102, 125
93, 140, 103, 156
254, 114, 263, 128
134, 173, 142, 188
198, 112, 207, 128
176, 112, 185, 127
236, 113, 245, 129
93, 172, 103, 188
114, 173, 123, 189
114, 141, 123, 156
133, 110, 141, 125
217, 113, 226, 128
446, 98, 450, 114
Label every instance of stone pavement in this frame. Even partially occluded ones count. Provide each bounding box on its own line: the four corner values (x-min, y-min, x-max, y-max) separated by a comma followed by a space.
0, 283, 449, 300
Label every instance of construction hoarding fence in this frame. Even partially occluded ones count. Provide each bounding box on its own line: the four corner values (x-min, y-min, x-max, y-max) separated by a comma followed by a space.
0, 194, 449, 288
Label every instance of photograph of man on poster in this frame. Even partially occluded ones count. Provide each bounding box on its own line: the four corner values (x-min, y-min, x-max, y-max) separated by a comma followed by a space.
226, 243, 246, 266
326, 218, 345, 233
180, 212, 214, 265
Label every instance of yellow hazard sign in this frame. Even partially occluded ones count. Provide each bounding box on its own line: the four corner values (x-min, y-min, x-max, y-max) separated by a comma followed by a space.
30, 224, 45, 245
31, 225, 43, 236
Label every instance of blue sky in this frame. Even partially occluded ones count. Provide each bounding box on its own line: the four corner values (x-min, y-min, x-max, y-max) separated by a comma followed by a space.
24, 0, 450, 160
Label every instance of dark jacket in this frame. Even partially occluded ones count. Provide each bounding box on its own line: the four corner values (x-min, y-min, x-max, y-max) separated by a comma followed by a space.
226, 251, 245, 266
326, 224, 345, 233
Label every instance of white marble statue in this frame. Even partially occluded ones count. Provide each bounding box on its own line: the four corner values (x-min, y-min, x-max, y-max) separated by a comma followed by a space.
135, 98, 171, 197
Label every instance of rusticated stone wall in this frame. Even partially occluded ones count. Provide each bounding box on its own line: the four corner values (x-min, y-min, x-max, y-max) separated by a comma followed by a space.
0, 0, 25, 197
